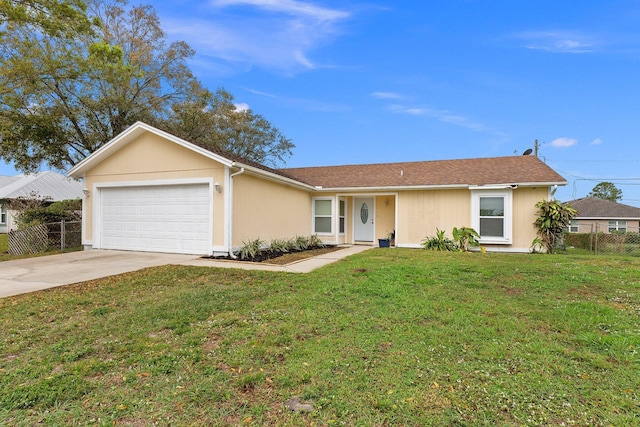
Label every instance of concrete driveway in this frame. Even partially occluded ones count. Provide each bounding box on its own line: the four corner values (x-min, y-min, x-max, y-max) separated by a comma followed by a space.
0, 250, 198, 298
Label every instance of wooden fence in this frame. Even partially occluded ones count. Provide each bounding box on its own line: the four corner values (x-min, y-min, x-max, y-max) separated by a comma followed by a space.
8, 221, 81, 255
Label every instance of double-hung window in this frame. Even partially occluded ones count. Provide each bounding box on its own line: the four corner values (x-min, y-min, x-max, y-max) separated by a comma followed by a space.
313, 198, 333, 234
0, 205, 6, 225
608, 220, 626, 233
471, 190, 512, 244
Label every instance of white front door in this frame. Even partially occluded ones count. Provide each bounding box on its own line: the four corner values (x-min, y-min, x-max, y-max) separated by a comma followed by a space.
354, 197, 374, 242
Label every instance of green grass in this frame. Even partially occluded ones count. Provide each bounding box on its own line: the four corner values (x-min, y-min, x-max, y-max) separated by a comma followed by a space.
0, 233, 7, 253
1, 250, 639, 426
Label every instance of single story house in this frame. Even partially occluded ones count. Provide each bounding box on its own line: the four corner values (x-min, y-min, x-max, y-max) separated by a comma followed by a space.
0, 171, 84, 233
564, 197, 640, 234
68, 122, 567, 255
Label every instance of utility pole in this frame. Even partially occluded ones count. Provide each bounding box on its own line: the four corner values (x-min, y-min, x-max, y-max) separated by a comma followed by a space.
534, 139, 539, 157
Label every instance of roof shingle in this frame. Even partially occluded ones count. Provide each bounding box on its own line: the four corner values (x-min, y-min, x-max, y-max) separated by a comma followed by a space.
565, 197, 640, 219
279, 156, 566, 189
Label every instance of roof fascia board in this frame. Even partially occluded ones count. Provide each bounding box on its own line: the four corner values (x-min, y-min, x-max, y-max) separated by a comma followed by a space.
313, 184, 469, 192
233, 163, 317, 191
68, 122, 234, 177
313, 181, 565, 193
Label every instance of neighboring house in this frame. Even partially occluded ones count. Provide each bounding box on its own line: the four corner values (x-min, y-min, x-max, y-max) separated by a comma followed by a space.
564, 197, 640, 234
68, 122, 567, 255
0, 172, 84, 233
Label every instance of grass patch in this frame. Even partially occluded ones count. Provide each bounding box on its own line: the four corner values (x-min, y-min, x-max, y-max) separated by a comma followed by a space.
1, 250, 639, 425
0, 233, 7, 253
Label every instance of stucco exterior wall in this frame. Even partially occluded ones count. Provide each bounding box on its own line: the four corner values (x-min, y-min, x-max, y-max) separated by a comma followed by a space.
569, 219, 640, 234
397, 189, 470, 247
509, 187, 550, 250
396, 187, 550, 251
232, 173, 312, 246
375, 195, 396, 243
82, 133, 227, 248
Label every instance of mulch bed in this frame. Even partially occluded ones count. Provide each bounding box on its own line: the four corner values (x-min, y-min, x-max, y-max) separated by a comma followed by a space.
204, 246, 342, 265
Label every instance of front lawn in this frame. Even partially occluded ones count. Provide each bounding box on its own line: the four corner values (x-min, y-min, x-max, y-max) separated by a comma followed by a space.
1, 250, 639, 425
0, 233, 7, 253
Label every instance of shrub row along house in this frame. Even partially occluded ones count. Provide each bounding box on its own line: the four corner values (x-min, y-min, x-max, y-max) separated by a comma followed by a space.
68, 122, 567, 256
0, 172, 84, 234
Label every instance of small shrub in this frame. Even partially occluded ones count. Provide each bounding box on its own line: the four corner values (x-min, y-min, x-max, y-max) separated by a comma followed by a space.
308, 234, 325, 249
422, 229, 458, 251
533, 199, 577, 254
269, 239, 290, 254
452, 226, 479, 252
288, 235, 310, 251
237, 238, 264, 260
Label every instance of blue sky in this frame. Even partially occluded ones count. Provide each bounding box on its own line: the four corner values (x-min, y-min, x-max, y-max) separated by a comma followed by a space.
3, 0, 640, 206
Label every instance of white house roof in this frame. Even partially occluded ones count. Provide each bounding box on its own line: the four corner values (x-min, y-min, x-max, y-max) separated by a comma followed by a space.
0, 171, 83, 201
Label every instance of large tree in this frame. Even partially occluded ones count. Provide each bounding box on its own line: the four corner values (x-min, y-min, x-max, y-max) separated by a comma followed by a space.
588, 182, 622, 202
0, 0, 293, 171
164, 87, 293, 167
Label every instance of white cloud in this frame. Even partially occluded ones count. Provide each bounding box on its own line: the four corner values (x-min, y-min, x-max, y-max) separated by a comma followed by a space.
514, 31, 596, 53
551, 137, 578, 147
211, 0, 350, 21
234, 102, 250, 112
389, 104, 487, 132
370, 91, 403, 99
163, 0, 350, 72
591, 137, 603, 145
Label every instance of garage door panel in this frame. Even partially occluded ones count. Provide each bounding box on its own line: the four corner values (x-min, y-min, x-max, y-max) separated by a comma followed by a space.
99, 183, 211, 255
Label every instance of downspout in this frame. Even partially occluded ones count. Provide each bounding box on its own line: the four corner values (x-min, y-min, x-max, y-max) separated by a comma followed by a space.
227, 167, 245, 258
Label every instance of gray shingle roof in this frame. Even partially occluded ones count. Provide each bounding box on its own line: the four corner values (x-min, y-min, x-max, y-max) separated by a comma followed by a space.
565, 197, 640, 219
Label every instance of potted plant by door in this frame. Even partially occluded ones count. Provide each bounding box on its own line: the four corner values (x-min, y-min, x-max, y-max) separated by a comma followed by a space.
378, 230, 395, 248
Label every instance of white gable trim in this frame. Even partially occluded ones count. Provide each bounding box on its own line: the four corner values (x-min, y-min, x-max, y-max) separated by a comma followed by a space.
68, 122, 234, 178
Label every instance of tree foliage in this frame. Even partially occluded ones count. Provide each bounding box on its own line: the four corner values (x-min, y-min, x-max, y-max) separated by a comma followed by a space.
0, 0, 293, 171
533, 199, 577, 254
588, 182, 622, 202
163, 88, 294, 167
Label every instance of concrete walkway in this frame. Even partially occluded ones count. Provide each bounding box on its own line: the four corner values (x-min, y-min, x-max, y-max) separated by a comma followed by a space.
0, 245, 372, 298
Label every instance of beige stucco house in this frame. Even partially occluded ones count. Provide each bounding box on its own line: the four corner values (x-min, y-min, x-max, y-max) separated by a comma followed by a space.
564, 197, 640, 234
68, 122, 567, 255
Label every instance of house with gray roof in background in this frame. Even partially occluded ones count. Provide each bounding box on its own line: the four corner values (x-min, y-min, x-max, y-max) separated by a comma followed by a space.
564, 197, 640, 234
0, 171, 84, 233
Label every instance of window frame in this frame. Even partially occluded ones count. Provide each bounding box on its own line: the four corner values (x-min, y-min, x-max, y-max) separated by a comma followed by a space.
470, 189, 513, 244
312, 197, 333, 235
338, 199, 346, 234
567, 220, 579, 233
0, 205, 6, 225
608, 220, 627, 233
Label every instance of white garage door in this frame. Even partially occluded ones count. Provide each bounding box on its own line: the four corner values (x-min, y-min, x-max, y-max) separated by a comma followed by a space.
98, 183, 211, 255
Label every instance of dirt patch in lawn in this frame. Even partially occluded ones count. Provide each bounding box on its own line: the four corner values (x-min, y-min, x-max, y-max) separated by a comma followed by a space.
205, 246, 342, 265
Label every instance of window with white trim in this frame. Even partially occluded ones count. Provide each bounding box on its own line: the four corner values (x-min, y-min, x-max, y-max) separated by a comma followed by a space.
313, 198, 333, 234
0, 205, 6, 225
567, 220, 579, 233
608, 220, 626, 233
471, 190, 512, 244
339, 199, 346, 234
